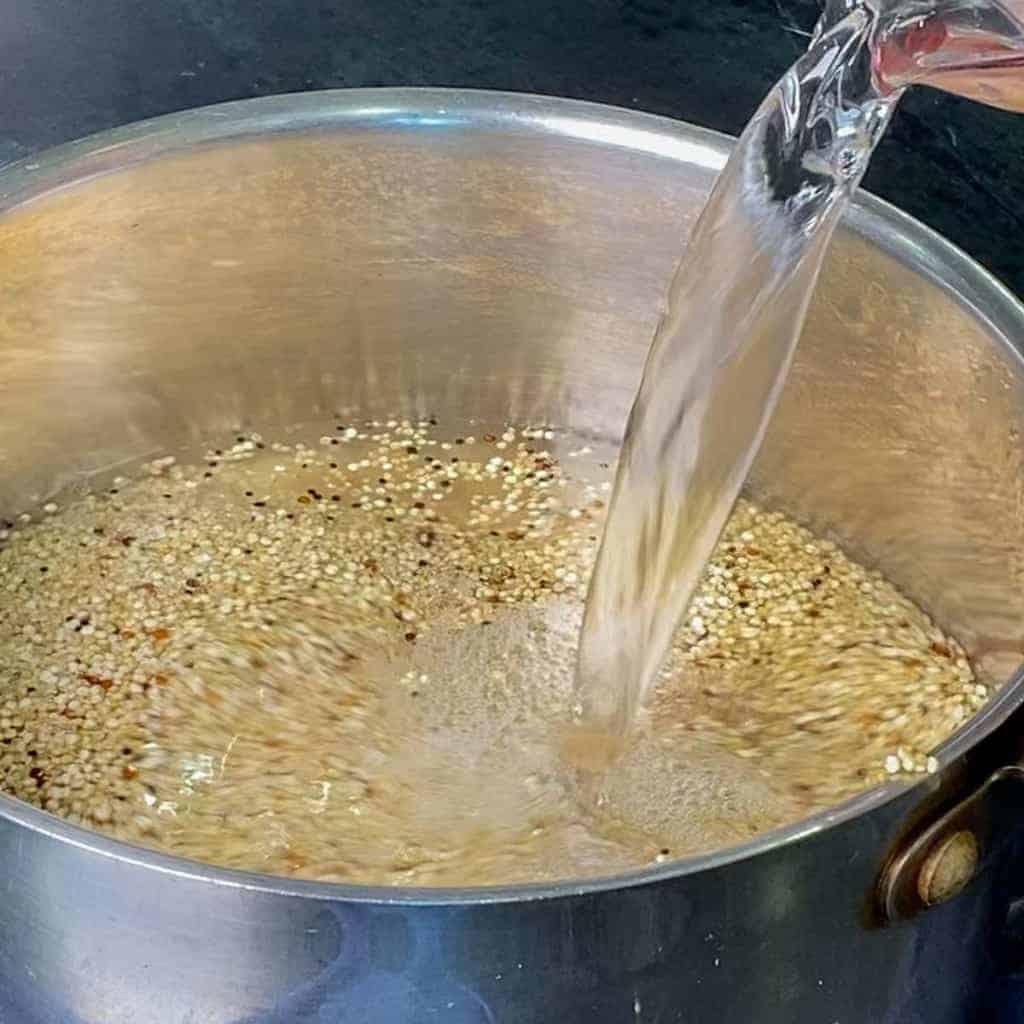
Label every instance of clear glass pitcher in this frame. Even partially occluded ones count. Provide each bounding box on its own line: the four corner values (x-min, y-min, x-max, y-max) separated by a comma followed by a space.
827, 0, 1024, 110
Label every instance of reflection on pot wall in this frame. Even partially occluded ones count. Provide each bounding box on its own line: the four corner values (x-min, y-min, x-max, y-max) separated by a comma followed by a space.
754, 230, 1024, 681
0, 128, 1019, 682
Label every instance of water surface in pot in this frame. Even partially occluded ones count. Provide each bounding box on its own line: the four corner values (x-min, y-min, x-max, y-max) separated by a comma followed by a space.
0, 415, 983, 885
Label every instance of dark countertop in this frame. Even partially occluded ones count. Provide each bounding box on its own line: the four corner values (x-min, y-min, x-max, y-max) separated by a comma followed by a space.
2, 0, 1023, 298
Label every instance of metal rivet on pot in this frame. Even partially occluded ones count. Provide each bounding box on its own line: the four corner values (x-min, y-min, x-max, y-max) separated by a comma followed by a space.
916, 830, 979, 907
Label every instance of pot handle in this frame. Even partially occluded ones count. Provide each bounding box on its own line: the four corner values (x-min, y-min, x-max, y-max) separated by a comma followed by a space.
877, 764, 1024, 923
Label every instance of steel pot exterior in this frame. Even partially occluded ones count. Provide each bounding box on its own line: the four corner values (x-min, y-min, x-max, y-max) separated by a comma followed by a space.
0, 89, 1021, 1024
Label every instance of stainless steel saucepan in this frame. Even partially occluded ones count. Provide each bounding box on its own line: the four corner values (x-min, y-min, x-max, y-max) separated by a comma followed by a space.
0, 89, 1022, 1023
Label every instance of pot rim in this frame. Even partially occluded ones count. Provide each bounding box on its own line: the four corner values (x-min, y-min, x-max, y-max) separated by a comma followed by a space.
0, 86, 1021, 907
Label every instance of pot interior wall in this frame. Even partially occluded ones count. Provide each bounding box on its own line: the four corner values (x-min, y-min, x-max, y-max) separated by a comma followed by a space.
0, 102, 1021, 687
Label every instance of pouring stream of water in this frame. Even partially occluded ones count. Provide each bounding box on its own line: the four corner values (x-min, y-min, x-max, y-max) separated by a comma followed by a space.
574, 0, 1024, 739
